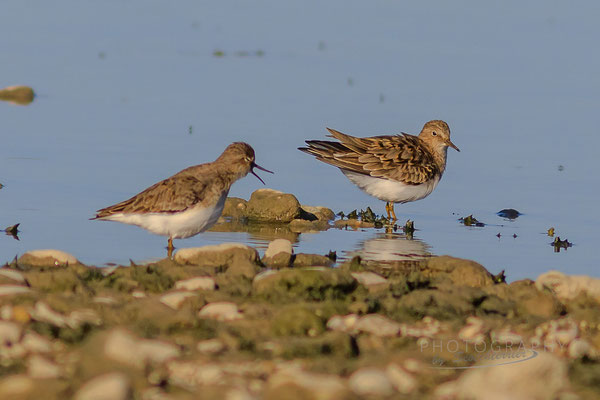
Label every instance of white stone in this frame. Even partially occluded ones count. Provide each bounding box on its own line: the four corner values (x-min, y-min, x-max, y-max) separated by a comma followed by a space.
568, 339, 593, 359
160, 292, 198, 310
326, 314, 359, 333
0, 269, 25, 283
69, 309, 103, 327
348, 367, 394, 396
168, 361, 224, 389
104, 329, 180, 368
21, 332, 53, 353
252, 270, 278, 284
0, 320, 21, 344
536, 270, 600, 303
132, 291, 146, 298
0, 285, 32, 296
174, 276, 216, 291
175, 243, 256, 263
27, 355, 61, 379
198, 302, 243, 321
264, 239, 293, 258
225, 388, 256, 400
453, 352, 569, 400
268, 369, 348, 400
23, 249, 78, 265
31, 302, 67, 327
0, 375, 34, 397
491, 329, 523, 345
100, 265, 119, 276
197, 339, 227, 354
351, 272, 388, 286
93, 296, 118, 305
74, 372, 131, 400
354, 314, 401, 337
386, 363, 417, 394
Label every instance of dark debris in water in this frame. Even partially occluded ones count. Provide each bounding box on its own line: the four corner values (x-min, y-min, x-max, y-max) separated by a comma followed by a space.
547, 227, 555, 237
213, 49, 265, 58
497, 209, 521, 219
338, 207, 392, 226
4, 223, 20, 240
552, 237, 572, 252
459, 215, 485, 227
326, 250, 337, 262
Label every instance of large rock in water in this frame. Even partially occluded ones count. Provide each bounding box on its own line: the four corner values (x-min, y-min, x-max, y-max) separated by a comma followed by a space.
422, 256, 494, 287
18, 249, 80, 267
246, 189, 302, 222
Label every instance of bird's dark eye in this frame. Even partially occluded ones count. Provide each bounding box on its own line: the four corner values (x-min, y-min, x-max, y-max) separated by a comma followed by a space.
432, 131, 437, 136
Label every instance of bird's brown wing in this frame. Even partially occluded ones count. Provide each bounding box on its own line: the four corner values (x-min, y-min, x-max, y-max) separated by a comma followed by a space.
298, 128, 440, 185
93, 175, 210, 218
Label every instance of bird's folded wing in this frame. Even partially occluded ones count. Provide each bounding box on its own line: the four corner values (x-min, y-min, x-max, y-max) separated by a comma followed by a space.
309, 128, 440, 185
94, 175, 209, 217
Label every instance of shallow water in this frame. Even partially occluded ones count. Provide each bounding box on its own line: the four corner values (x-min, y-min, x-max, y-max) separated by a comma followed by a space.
1, 1, 599, 281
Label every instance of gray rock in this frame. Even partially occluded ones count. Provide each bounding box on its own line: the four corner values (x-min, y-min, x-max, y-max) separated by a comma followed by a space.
246, 189, 302, 222
74, 372, 132, 400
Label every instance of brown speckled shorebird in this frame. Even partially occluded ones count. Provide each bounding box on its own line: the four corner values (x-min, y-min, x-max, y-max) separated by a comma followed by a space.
92, 142, 272, 257
299, 120, 459, 221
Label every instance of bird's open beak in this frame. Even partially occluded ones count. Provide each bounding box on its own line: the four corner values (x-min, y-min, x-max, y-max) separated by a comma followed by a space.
447, 140, 460, 152
250, 162, 274, 185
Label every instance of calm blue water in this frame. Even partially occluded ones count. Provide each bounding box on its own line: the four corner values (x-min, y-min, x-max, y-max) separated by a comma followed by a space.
1, 1, 599, 281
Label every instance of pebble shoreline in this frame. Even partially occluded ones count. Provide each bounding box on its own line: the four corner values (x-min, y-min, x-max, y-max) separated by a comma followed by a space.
1, 189, 599, 399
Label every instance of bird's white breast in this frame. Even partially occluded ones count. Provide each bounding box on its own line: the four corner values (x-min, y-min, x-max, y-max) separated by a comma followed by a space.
101, 192, 228, 239
342, 170, 440, 203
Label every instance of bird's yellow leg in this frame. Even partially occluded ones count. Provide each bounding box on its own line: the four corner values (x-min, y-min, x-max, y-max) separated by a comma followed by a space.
385, 202, 391, 220
388, 202, 397, 222
167, 237, 174, 259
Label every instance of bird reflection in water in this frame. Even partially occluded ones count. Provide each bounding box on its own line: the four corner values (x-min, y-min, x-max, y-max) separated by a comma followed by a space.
349, 232, 431, 262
